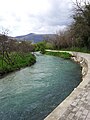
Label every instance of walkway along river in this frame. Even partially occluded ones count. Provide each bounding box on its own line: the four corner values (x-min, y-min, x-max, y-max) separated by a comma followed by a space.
0, 54, 82, 120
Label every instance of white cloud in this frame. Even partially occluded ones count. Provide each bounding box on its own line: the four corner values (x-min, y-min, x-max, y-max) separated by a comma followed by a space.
0, 0, 73, 36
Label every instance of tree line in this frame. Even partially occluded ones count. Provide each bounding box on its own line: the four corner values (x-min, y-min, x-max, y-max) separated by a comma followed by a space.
48, 0, 90, 51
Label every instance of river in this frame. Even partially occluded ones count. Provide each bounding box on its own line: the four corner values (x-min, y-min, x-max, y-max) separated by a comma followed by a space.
0, 54, 81, 120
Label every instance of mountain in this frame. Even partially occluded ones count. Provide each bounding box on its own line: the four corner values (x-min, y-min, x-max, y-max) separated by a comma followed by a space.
15, 33, 54, 43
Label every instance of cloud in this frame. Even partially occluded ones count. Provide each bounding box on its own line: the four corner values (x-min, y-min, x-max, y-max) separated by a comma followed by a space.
0, 0, 73, 36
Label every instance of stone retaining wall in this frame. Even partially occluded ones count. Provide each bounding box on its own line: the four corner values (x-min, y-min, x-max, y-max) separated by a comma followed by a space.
71, 52, 88, 77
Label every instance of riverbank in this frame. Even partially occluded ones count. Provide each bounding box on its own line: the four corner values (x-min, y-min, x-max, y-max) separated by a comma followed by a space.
0, 53, 36, 78
45, 51, 90, 120
45, 51, 72, 59
71, 52, 88, 77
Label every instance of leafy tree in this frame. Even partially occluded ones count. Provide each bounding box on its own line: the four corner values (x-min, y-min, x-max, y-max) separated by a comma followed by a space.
71, 0, 90, 49
35, 41, 46, 54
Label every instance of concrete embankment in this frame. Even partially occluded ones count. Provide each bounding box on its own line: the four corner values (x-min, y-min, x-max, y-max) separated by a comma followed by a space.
45, 51, 90, 120
71, 52, 88, 77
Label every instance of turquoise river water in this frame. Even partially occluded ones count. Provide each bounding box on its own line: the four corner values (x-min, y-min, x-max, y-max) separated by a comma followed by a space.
0, 54, 81, 120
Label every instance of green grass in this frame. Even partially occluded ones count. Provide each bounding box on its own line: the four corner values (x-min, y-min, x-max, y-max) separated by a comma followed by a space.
45, 51, 72, 59
61, 47, 90, 53
0, 53, 36, 76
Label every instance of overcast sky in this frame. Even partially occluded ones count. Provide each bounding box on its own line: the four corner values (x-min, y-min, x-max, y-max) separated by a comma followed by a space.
0, 0, 73, 36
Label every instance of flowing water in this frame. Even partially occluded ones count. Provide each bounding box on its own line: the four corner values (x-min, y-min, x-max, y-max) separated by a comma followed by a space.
0, 54, 81, 120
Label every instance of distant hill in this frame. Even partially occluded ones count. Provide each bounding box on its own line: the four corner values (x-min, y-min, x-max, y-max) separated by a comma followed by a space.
15, 33, 54, 43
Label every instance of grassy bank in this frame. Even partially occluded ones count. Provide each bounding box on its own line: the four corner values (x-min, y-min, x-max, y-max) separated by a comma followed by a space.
0, 53, 36, 77
45, 51, 72, 59
60, 47, 90, 53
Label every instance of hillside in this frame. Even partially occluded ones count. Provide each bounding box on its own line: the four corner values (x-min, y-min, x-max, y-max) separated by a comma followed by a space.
15, 33, 54, 43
